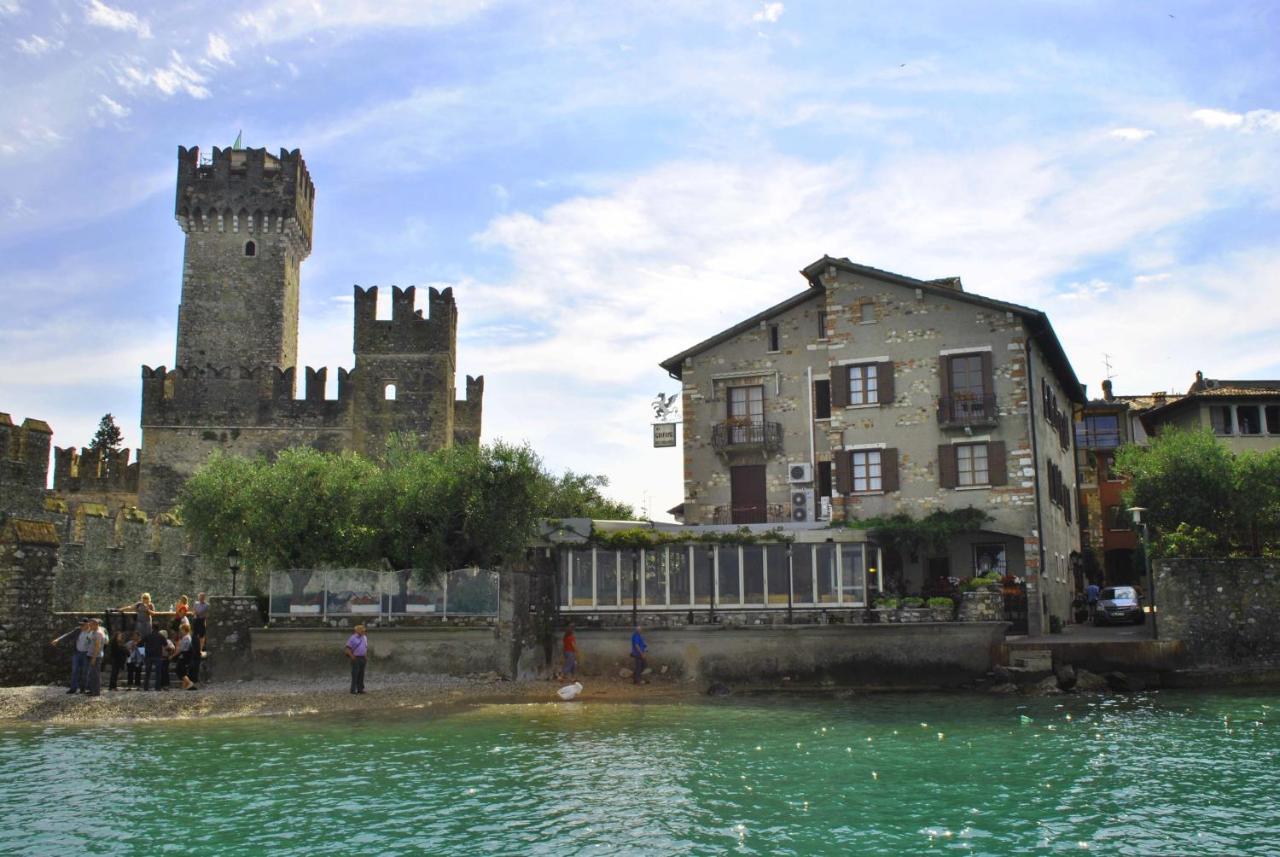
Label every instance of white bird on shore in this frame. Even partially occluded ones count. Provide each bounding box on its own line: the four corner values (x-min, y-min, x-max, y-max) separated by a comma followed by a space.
557, 681, 583, 701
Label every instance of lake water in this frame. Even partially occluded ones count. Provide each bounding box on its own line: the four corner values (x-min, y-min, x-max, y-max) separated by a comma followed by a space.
1, 690, 1277, 855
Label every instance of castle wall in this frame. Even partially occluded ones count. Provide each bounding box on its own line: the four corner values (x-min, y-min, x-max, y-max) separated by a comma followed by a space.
454, 375, 485, 446
0, 414, 53, 521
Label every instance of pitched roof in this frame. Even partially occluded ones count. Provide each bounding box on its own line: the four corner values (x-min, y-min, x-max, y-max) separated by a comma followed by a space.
660, 255, 1085, 402
1141, 374, 1280, 423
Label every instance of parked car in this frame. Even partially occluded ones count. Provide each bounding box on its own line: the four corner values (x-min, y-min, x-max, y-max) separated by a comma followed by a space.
1093, 586, 1144, 626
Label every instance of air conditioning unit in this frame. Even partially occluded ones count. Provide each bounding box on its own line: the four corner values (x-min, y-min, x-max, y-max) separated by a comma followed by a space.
791, 488, 813, 522
818, 496, 832, 521
788, 462, 813, 483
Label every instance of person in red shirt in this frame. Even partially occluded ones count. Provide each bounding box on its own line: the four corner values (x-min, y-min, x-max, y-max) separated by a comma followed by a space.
562, 623, 578, 680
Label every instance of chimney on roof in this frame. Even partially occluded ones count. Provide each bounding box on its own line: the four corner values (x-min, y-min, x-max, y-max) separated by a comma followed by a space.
1101, 379, 1114, 402
928, 277, 963, 292
1192, 369, 1205, 392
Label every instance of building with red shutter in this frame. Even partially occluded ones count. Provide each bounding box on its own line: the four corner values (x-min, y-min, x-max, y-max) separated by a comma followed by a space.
660, 257, 1085, 635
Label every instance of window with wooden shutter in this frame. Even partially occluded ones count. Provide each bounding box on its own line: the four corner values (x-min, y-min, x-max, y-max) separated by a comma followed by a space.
830, 367, 849, 408
956, 443, 989, 486
849, 364, 878, 405
987, 441, 1007, 486
877, 361, 895, 405
813, 379, 831, 419
938, 444, 958, 488
850, 450, 883, 493
835, 450, 853, 494
881, 448, 899, 492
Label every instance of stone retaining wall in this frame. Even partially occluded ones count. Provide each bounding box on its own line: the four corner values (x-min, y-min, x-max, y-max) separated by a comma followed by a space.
0, 519, 61, 685
1155, 558, 1280, 666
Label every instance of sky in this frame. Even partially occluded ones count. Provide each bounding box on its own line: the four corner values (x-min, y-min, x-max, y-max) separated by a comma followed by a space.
1, 0, 1278, 519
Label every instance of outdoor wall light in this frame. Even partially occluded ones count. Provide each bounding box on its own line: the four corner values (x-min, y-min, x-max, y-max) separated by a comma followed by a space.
228, 548, 241, 596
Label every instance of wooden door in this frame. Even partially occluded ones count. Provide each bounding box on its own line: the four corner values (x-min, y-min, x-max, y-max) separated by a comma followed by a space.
730, 465, 767, 524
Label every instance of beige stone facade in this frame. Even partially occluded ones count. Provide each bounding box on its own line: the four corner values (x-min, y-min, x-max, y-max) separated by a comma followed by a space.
661, 257, 1085, 634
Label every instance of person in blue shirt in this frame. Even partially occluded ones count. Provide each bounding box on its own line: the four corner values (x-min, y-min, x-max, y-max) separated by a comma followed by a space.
1085, 581, 1101, 622
630, 626, 648, 685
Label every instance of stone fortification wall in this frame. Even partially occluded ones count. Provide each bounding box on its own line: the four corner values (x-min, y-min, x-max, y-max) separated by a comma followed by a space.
53, 507, 235, 612
249, 627, 502, 680
0, 415, 53, 520
0, 520, 61, 685
1156, 558, 1280, 666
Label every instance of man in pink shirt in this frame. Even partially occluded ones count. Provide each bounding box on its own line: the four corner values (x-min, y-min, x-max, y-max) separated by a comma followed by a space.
345, 624, 368, 694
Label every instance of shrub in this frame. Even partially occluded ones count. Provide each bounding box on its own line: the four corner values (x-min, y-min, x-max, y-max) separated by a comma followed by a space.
875, 596, 900, 609
926, 597, 954, 609
900, 596, 924, 608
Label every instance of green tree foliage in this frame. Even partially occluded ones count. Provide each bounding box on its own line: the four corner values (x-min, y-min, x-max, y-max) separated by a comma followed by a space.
1114, 428, 1280, 556
544, 471, 635, 520
88, 413, 124, 456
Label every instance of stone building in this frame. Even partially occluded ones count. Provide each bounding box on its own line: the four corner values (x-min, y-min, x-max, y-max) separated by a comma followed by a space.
53, 145, 484, 512
1140, 372, 1280, 452
660, 257, 1084, 634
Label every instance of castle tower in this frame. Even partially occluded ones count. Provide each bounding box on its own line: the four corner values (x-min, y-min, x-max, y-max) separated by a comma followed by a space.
351, 285, 461, 455
173, 145, 314, 374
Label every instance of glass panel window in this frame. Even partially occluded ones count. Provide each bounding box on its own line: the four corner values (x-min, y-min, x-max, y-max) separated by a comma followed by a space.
743, 545, 765, 604
956, 443, 989, 486
817, 310, 828, 339
620, 552, 639, 604
693, 546, 714, 605
840, 543, 865, 605
851, 450, 883, 492
1209, 405, 1233, 435
1076, 414, 1121, 449
728, 386, 764, 444
643, 549, 667, 606
849, 364, 879, 405
718, 546, 741, 606
950, 355, 984, 398
669, 547, 691, 606
765, 544, 789, 604
1266, 405, 1280, 434
973, 543, 1007, 576
767, 324, 780, 352
1237, 405, 1262, 435
792, 545, 815, 604
571, 549, 593, 606
814, 379, 831, 419
817, 543, 839, 603
596, 550, 619, 607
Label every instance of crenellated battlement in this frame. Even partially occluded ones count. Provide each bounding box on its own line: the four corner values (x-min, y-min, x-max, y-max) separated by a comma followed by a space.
453, 375, 485, 446
141, 364, 352, 426
52, 446, 140, 496
354, 285, 458, 355
0, 414, 53, 517
176, 145, 314, 253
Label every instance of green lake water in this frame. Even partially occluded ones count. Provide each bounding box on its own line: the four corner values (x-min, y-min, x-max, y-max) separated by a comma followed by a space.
1, 690, 1277, 855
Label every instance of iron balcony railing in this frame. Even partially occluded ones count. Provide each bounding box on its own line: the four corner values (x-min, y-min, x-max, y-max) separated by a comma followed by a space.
712, 503, 789, 525
711, 420, 784, 452
937, 394, 997, 428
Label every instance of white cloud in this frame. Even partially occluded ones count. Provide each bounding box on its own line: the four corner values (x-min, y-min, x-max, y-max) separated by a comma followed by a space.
1060, 278, 1111, 300
1108, 127, 1153, 142
117, 50, 211, 99
0, 0, 21, 14
84, 0, 153, 39
1190, 108, 1244, 128
92, 93, 131, 119
752, 3, 784, 24
16, 34, 62, 55
1190, 107, 1280, 133
205, 32, 233, 65
1133, 272, 1170, 285
237, 0, 493, 44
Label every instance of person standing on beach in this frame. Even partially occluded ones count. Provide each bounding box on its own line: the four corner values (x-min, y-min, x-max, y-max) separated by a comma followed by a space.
630, 625, 648, 685
192, 592, 209, 650
84, 618, 107, 697
346, 624, 368, 694
50, 618, 91, 694
119, 593, 157, 638
562, 623, 578, 680
142, 626, 165, 691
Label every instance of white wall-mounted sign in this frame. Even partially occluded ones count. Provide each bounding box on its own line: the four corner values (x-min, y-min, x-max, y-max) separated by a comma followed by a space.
653, 422, 677, 448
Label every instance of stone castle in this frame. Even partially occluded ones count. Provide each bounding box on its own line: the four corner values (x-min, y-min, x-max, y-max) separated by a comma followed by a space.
58, 144, 484, 512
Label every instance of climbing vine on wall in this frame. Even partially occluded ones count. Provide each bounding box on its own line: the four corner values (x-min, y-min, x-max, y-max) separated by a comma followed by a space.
832, 507, 992, 559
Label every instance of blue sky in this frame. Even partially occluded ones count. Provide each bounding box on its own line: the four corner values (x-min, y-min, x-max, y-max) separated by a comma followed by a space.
1, 0, 1278, 517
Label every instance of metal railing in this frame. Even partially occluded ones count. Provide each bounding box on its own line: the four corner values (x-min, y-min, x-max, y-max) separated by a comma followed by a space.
711, 420, 784, 451
712, 503, 788, 525
937, 394, 997, 427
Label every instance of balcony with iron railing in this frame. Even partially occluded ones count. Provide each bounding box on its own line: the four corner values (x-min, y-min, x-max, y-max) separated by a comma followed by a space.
937, 394, 998, 428
712, 503, 789, 525
711, 420, 784, 452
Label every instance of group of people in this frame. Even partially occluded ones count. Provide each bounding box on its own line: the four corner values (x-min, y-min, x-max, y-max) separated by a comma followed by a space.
50, 592, 210, 696
558, 623, 649, 685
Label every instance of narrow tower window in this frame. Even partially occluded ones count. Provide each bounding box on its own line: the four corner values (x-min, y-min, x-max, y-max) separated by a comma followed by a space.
384, 383, 397, 401
244, 240, 256, 257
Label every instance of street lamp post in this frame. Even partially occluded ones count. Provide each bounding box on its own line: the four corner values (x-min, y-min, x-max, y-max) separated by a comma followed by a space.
227, 548, 241, 597
1127, 507, 1157, 639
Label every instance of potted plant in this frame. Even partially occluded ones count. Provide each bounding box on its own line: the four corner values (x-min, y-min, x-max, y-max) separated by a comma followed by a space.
872, 595, 901, 623
926, 596, 955, 621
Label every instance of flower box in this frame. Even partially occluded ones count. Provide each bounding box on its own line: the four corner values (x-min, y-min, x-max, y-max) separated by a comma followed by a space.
289, 604, 321, 615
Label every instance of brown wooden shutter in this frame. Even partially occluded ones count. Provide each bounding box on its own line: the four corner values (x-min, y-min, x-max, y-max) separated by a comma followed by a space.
987, 441, 1007, 486
830, 366, 850, 408
938, 444, 957, 488
881, 448, 899, 492
980, 351, 994, 399
835, 450, 853, 494
877, 361, 895, 405
938, 356, 952, 400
